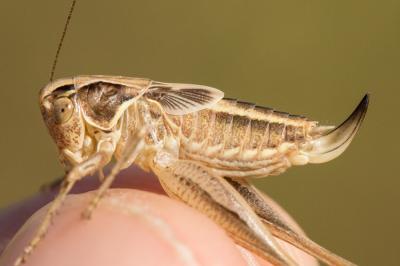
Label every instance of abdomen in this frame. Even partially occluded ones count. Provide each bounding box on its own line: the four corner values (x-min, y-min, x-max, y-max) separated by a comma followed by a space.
168, 98, 319, 177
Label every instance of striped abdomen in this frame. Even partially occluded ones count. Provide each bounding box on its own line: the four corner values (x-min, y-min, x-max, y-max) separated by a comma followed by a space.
169, 98, 319, 175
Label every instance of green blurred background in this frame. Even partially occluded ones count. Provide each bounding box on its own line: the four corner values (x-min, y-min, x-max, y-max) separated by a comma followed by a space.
0, 1, 399, 265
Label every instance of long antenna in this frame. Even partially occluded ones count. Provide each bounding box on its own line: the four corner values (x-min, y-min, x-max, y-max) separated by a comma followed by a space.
49, 0, 77, 81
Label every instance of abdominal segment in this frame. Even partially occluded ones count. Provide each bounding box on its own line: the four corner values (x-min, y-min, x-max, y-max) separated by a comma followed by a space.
169, 98, 318, 176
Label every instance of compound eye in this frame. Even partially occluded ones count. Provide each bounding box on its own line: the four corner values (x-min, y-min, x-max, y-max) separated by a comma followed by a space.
53, 97, 74, 124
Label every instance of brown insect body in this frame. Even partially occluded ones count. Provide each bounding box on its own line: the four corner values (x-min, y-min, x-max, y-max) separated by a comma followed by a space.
115, 93, 315, 177
7, 1, 368, 265
14, 75, 368, 266
171, 99, 318, 176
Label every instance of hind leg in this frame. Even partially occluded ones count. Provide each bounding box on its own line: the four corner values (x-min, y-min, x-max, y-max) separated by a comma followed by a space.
150, 150, 297, 266
226, 178, 355, 266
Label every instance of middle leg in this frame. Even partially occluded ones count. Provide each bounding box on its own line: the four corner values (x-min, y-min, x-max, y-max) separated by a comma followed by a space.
82, 128, 146, 218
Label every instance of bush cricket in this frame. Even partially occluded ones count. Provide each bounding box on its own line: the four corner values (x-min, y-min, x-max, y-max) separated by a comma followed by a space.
14, 1, 368, 265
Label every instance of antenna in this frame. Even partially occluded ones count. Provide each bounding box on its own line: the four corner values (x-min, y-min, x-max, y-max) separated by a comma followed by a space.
49, 0, 77, 81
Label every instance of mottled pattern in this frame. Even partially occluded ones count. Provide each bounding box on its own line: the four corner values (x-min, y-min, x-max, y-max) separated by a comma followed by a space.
40, 93, 84, 152
168, 98, 317, 174
77, 82, 140, 129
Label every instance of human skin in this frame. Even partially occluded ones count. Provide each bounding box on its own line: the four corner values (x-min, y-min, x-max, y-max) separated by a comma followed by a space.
0, 166, 318, 266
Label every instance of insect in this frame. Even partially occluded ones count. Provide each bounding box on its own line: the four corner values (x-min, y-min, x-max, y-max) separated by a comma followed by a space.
14, 1, 368, 266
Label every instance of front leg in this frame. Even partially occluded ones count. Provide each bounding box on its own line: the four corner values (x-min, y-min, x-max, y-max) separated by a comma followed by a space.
150, 151, 297, 266
14, 142, 113, 266
226, 178, 356, 266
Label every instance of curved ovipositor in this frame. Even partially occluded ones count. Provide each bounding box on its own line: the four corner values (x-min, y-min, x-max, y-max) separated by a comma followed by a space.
303, 94, 369, 164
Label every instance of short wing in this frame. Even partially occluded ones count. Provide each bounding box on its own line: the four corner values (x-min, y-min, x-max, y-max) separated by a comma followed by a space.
144, 82, 224, 115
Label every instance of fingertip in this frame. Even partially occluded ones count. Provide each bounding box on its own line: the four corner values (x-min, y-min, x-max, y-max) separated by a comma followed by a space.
2, 168, 318, 266
1, 189, 247, 266
0, 166, 163, 253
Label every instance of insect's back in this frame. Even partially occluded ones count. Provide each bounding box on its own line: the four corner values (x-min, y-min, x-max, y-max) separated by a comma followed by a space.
169, 98, 324, 177
171, 92, 368, 178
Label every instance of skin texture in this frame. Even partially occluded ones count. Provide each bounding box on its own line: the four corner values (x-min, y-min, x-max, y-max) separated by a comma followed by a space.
0, 166, 317, 266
